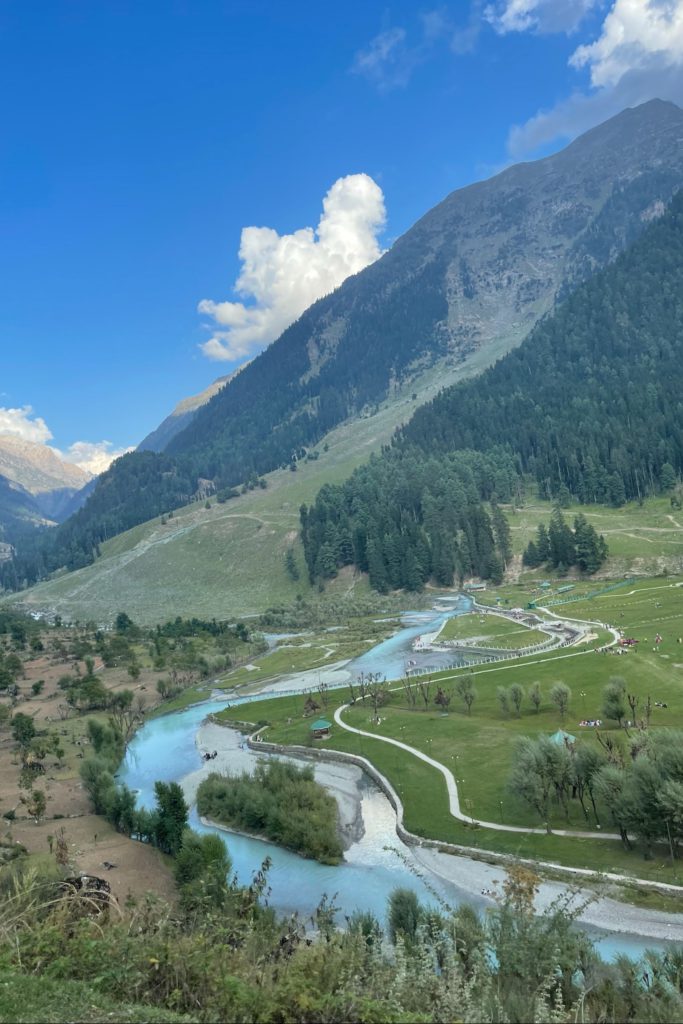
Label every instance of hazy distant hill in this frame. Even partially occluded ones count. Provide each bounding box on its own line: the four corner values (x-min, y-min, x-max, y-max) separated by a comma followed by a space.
7, 99, 683, 586
137, 373, 237, 453
0, 473, 45, 550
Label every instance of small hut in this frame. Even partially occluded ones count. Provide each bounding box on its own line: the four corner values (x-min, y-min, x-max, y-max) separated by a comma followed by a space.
310, 718, 332, 739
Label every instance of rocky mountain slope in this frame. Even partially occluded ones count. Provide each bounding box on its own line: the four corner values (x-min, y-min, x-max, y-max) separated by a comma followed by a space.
6, 99, 683, 588
169, 99, 683, 476
0, 435, 92, 521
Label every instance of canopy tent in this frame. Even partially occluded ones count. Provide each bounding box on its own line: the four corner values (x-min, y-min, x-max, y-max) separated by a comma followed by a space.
549, 729, 576, 746
310, 718, 332, 738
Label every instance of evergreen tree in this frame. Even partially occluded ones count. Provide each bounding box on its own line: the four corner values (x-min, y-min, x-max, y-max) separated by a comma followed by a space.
548, 507, 575, 568
536, 524, 550, 562
661, 462, 677, 492
491, 501, 512, 567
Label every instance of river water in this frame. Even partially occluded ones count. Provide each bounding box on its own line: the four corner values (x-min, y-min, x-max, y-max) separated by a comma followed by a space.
119, 596, 676, 962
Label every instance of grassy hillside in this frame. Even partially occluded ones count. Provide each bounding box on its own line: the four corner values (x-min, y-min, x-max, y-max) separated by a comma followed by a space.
10, 456, 683, 626
5, 349, 501, 624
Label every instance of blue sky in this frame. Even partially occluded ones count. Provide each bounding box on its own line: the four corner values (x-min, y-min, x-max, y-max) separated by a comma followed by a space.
2, 1, 682, 470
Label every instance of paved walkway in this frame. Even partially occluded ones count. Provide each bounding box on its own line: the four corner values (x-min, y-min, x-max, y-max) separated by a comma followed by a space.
333, 703, 622, 839
335, 606, 625, 839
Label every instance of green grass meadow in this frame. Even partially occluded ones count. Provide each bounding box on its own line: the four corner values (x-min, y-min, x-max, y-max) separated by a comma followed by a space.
216, 574, 683, 884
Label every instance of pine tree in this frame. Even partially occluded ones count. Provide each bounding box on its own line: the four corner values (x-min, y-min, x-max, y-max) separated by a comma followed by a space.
536, 524, 550, 562
522, 540, 540, 567
548, 507, 575, 567
661, 462, 677, 492
491, 502, 512, 567
366, 537, 389, 593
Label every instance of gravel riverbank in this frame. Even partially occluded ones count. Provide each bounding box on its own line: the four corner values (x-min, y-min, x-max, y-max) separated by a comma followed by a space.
186, 722, 683, 944
181, 721, 365, 849
413, 846, 683, 943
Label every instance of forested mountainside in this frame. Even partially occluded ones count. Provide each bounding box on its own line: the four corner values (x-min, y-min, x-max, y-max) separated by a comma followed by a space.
3, 100, 683, 591
301, 188, 683, 591
0, 476, 44, 546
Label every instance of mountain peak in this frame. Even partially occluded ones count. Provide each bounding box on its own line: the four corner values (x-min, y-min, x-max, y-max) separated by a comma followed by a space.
0, 435, 92, 494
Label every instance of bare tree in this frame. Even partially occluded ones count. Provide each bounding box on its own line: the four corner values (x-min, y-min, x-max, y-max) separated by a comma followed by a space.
644, 694, 652, 729
367, 679, 388, 723
434, 687, 452, 714
401, 676, 418, 710
417, 678, 432, 712
627, 691, 639, 727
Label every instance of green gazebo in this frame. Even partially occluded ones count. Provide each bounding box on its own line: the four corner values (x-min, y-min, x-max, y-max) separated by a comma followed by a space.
310, 718, 332, 739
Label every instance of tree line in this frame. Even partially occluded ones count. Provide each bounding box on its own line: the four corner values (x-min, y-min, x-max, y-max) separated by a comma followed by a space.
300, 449, 517, 591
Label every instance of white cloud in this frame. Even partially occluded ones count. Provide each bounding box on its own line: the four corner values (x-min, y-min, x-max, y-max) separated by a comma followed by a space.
60, 441, 132, 475
507, 0, 683, 156
486, 0, 600, 34
198, 173, 387, 363
571, 0, 683, 86
351, 11, 459, 91
0, 405, 130, 476
0, 406, 53, 444
352, 27, 414, 90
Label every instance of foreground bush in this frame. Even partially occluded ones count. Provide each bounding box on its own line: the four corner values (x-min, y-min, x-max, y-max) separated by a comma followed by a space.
1, 859, 683, 1023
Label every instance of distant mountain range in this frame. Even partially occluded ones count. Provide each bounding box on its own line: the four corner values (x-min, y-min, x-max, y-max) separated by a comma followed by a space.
5, 98, 683, 589
0, 435, 92, 521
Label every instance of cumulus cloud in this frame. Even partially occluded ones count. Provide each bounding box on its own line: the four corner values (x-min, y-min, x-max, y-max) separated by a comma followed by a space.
0, 405, 130, 475
0, 406, 53, 444
59, 441, 132, 475
507, 0, 683, 157
198, 174, 386, 363
571, 0, 683, 86
486, 0, 600, 34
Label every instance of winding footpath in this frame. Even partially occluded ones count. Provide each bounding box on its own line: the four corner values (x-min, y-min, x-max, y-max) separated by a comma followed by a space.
334, 610, 624, 840
332, 703, 621, 839
331, 703, 683, 896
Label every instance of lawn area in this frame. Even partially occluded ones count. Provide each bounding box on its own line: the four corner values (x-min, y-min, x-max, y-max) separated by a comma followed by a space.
438, 611, 549, 649
505, 496, 683, 571
215, 576, 683, 885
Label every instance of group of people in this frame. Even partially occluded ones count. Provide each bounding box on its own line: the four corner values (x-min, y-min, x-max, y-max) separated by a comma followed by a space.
578, 719, 602, 728
202, 749, 218, 761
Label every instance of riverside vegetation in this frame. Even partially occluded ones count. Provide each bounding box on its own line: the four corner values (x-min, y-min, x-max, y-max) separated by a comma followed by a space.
196, 761, 344, 864
218, 574, 683, 884
4, 844, 683, 1022
2, 575, 683, 1020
